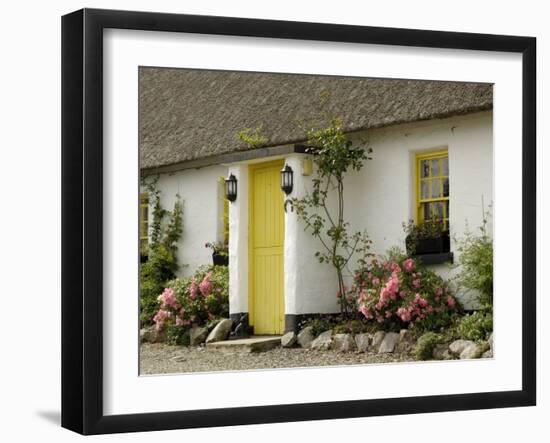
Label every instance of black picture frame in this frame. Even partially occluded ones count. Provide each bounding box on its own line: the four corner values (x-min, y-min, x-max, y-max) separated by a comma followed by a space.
61, 8, 536, 435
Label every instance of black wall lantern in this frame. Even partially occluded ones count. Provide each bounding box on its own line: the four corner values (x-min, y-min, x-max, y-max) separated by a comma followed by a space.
225, 173, 237, 202
280, 164, 294, 195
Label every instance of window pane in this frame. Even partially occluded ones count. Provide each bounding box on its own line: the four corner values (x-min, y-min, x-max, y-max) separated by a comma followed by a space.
431, 159, 440, 176
443, 178, 449, 197
434, 201, 445, 220
423, 202, 432, 221
442, 157, 449, 176
420, 160, 430, 178
421, 180, 429, 199
431, 178, 441, 198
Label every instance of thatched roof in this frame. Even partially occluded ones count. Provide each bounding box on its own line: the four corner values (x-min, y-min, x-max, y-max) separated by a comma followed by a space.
139, 68, 492, 170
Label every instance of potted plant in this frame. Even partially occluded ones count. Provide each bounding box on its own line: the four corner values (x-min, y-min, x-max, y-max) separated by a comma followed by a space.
205, 241, 229, 266
403, 218, 450, 255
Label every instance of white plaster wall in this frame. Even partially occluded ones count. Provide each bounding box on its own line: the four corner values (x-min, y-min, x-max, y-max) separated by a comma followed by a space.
285, 154, 342, 314
288, 111, 493, 313
227, 164, 249, 314
148, 111, 492, 315
142, 164, 228, 278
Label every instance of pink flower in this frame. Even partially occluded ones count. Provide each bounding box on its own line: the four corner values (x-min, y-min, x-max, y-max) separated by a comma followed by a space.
435, 287, 444, 297
402, 258, 415, 273
159, 287, 179, 310
414, 293, 428, 308
189, 277, 198, 300
152, 309, 171, 331
397, 307, 412, 323
447, 296, 456, 309
412, 279, 421, 289
175, 316, 183, 326
359, 304, 373, 320
372, 277, 380, 285
199, 272, 213, 297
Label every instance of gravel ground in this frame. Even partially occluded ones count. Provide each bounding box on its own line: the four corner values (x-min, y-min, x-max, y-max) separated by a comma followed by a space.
140, 343, 417, 375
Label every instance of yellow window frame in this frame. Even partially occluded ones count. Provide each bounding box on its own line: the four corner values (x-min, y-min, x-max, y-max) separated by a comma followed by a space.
139, 193, 149, 249
415, 149, 449, 229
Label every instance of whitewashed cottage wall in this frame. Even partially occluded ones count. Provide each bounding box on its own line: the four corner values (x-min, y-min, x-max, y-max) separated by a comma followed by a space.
286, 111, 493, 313
142, 164, 228, 278
146, 110, 492, 316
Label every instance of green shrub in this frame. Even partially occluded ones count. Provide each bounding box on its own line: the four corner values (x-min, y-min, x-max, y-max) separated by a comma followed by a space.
166, 324, 190, 346
413, 332, 443, 361
353, 249, 459, 331
152, 265, 229, 336
454, 211, 493, 306
332, 319, 383, 335
304, 318, 336, 337
139, 182, 184, 326
412, 310, 461, 335
454, 310, 493, 342
140, 277, 167, 325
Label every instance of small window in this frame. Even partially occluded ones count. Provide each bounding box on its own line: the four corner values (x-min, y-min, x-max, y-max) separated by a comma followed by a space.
139, 193, 149, 255
416, 150, 449, 230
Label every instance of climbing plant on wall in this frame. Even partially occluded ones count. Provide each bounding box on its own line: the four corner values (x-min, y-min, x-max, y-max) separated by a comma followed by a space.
139, 176, 184, 325
290, 118, 373, 316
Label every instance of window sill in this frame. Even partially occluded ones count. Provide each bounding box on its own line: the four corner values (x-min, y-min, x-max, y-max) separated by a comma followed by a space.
413, 252, 453, 265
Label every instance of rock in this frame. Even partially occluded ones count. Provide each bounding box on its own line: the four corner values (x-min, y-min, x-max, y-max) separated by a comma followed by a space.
281, 331, 297, 348
488, 333, 493, 351
205, 319, 233, 344
396, 329, 415, 353
459, 343, 483, 359
449, 339, 475, 357
189, 326, 209, 346
482, 349, 493, 359
355, 333, 371, 352
140, 326, 165, 343
297, 326, 315, 348
432, 343, 453, 360
371, 331, 386, 351
378, 332, 400, 353
310, 330, 333, 351
140, 328, 151, 343
331, 334, 357, 352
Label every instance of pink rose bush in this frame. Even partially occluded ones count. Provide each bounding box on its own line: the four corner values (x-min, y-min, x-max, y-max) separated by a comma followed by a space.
152, 265, 229, 332
353, 255, 458, 329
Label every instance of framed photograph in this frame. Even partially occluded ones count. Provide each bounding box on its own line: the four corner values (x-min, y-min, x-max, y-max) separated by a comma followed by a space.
61, 8, 536, 435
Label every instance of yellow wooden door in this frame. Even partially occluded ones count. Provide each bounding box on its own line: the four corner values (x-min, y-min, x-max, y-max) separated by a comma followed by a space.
249, 160, 285, 335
